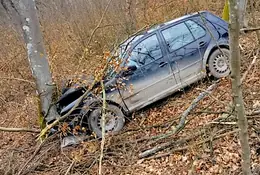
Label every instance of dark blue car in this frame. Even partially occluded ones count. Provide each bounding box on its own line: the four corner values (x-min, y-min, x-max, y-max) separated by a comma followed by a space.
58, 11, 230, 137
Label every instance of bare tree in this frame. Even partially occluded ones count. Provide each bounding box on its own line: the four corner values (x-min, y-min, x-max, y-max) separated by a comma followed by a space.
229, 0, 251, 174
18, 0, 57, 124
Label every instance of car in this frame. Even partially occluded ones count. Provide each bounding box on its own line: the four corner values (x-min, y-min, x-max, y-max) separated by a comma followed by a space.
56, 11, 230, 138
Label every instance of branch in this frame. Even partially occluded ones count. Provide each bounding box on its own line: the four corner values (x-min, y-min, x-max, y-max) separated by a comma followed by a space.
241, 26, 260, 32
77, 0, 113, 68
138, 81, 219, 158
139, 131, 203, 158
241, 49, 259, 83
99, 80, 106, 175
0, 127, 40, 133
144, 129, 239, 160
65, 160, 75, 175
0, 77, 35, 84
157, 81, 218, 140
38, 79, 97, 139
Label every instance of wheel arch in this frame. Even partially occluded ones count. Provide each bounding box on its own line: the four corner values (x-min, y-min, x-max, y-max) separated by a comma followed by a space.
203, 43, 229, 71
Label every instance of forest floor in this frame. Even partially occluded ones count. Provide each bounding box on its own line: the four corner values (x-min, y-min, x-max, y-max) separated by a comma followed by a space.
1, 13, 260, 175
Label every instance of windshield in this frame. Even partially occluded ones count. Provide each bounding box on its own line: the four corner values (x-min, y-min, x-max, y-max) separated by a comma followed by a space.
106, 34, 143, 79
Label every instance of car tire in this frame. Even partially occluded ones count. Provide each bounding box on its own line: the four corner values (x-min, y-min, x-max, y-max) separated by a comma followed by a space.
88, 104, 125, 138
208, 48, 230, 78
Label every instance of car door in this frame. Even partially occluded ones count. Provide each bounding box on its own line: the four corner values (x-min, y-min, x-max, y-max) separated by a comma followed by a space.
161, 19, 208, 87
119, 33, 176, 111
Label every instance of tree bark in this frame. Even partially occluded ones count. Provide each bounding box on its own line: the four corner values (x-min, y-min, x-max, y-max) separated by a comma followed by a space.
238, 0, 248, 28
229, 0, 251, 174
18, 0, 57, 123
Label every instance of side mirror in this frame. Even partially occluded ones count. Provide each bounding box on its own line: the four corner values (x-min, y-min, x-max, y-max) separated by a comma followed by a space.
127, 65, 137, 71
121, 65, 137, 77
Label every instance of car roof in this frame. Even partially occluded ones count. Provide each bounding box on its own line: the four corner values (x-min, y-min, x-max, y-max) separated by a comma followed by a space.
146, 11, 208, 34
120, 11, 211, 48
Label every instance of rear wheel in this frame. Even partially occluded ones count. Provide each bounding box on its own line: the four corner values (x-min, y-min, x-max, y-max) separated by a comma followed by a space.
88, 104, 125, 138
208, 48, 230, 78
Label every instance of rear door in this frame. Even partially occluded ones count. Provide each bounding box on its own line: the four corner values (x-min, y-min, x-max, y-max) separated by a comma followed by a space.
160, 19, 209, 87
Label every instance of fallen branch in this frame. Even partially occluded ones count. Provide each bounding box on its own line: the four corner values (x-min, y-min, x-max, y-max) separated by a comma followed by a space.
138, 81, 219, 158
157, 81, 218, 140
65, 160, 76, 175
0, 127, 40, 133
241, 49, 258, 82
241, 26, 260, 32
144, 129, 239, 160
139, 130, 204, 158
0, 77, 35, 84
17, 142, 44, 175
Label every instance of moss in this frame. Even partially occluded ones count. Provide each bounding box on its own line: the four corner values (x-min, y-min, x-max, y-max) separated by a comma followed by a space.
222, 0, 229, 22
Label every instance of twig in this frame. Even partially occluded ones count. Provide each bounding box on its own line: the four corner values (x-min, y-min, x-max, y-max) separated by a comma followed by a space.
65, 160, 75, 175
99, 80, 106, 175
241, 49, 258, 82
192, 110, 232, 115
17, 142, 44, 175
195, 88, 227, 106
0, 127, 40, 133
246, 110, 260, 116
209, 121, 237, 125
86, 0, 112, 46
144, 129, 239, 160
139, 131, 203, 158
240, 27, 260, 32
77, 0, 113, 68
0, 77, 35, 84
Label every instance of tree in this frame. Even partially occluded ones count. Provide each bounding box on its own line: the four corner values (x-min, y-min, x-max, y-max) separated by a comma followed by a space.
229, 0, 251, 174
223, 0, 248, 28
18, 0, 57, 125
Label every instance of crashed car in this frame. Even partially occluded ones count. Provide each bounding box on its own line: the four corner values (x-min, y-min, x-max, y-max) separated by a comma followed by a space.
56, 11, 230, 138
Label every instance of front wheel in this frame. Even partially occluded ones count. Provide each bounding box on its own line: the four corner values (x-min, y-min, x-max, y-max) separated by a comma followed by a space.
208, 48, 230, 78
88, 104, 125, 138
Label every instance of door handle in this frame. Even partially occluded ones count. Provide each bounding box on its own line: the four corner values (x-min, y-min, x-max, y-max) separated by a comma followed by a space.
199, 41, 206, 48
159, 62, 168, 67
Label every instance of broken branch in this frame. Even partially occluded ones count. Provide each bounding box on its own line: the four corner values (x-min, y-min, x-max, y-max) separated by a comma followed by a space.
156, 81, 218, 141
0, 127, 40, 133
241, 26, 260, 32
144, 129, 239, 160
138, 81, 219, 158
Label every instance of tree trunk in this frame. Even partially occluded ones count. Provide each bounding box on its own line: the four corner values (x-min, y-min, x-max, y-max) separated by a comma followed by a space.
222, 0, 248, 28
229, 0, 251, 174
18, 0, 57, 123
238, 0, 248, 28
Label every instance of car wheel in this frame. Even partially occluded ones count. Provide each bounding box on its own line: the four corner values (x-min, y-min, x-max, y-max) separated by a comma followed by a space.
208, 48, 230, 78
88, 104, 125, 138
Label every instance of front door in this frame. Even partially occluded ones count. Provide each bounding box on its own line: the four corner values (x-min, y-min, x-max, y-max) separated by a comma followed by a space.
120, 33, 177, 111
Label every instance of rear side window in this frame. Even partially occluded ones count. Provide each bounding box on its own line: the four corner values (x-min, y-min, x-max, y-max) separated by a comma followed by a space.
129, 34, 162, 66
162, 22, 194, 52
185, 20, 206, 39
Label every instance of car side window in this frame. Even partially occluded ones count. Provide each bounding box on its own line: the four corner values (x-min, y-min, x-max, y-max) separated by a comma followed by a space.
162, 22, 194, 52
185, 20, 206, 39
129, 34, 162, 66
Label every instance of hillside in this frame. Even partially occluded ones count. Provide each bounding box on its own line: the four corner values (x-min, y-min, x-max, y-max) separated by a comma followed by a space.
0, 0, 260, 174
